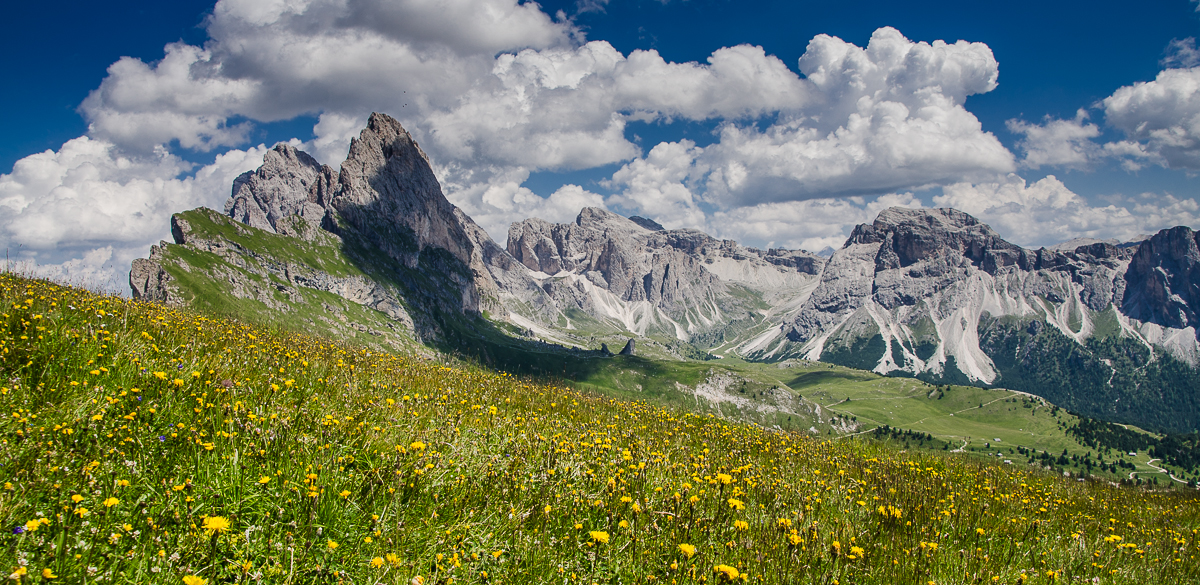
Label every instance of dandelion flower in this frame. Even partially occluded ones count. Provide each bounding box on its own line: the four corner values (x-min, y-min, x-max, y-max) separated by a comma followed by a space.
41, 568, 56, 579
327, 539, 338, 550
713, 565, 740, 581
678, 544, 696, 559
371, 557, 385, 568
258, 476, 271, 484
182, 576, 208, 585
202, 516, 230, 535
589, 531, 610, 544
103, 497, 119, 508
70, 494, 83, 503
339, 490, 351, 498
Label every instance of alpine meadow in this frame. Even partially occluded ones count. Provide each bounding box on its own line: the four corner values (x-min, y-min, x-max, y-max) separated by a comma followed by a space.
5, 1, 1200, 583
1, 273, 1199, 584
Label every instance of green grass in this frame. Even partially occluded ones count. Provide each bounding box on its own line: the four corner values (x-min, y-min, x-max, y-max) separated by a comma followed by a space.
719, 359, 1195, 483
179, 209, 365, 279
1, 273, 1198, 584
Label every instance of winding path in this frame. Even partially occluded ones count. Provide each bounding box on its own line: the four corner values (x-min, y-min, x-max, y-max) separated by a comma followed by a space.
1128, 458, 1190, 484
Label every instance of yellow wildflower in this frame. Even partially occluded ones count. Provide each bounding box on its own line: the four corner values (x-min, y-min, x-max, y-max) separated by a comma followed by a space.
713, 565, 740, 581
202, 516, 230, 534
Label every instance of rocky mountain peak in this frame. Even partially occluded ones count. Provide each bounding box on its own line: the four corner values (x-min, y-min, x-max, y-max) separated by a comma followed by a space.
848, 207, 1025, 273
224, 143, 335, 233
629, 216, 665, 231
575, 207, 649, 233
332, 112, 473, 267
1122, 225, 1200, 332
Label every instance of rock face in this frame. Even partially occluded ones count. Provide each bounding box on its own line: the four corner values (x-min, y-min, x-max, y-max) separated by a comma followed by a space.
508, 208, 721, 311
225, 144, 336, 233
129, 245, 179, 304
1122, 226, 1200, 332
619, 339, 635, 355
747, 207, 1200, 385
333, 114, 473, 267
506, 207, 823, 338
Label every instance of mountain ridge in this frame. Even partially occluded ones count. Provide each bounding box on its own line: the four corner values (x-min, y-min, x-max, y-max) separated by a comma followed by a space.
129, 112, 1200, 432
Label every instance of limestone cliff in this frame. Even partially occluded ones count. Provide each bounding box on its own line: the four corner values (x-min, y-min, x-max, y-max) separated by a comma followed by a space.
506, 207, 824, 340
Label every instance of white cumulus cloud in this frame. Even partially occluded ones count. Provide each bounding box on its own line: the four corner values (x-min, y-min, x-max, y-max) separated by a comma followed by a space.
934, 174, 1200, 248
1102, 66, 1200, 170
709, 193, 925, 253
0, 138, 267, 291
605, 27, 1015, 212
605, 140, 708, 231
1007, 110, 1101, 169
82, 0, 577, 153
437, 165, 608, 239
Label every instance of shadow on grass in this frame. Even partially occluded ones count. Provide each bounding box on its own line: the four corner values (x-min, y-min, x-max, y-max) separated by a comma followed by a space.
785, 369, 874, 390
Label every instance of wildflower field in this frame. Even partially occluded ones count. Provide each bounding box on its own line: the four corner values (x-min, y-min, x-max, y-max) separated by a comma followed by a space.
0, 273, 1197, 584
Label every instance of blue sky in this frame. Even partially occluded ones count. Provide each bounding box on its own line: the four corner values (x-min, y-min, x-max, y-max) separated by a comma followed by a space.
2, 0, 1199, 289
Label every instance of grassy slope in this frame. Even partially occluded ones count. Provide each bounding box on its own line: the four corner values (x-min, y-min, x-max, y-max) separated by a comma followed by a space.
150, 210, 1190, 485
2, 274, 1198, 584
157, 209, 421, 354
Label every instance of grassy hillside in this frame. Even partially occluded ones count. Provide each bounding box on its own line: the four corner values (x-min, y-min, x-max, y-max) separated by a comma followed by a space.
153, 209, 424, 354
1, 273, 1198, 584
144, 210, 1199, 483
576, 355, 1196, 486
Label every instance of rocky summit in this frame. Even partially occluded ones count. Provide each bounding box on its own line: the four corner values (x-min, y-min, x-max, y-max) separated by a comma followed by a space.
130, 112, 1200, 432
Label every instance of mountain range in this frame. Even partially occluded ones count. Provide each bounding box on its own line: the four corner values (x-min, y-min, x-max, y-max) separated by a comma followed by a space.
130, 113, 1200, 432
